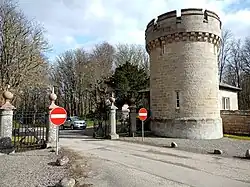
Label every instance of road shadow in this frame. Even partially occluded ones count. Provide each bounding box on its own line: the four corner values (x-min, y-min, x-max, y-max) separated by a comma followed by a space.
8, 154, 50, 157
59, 128, 94, 139
162, 145, 173, 148
207, 151, 217, 155
59, 136, 88, 139
61, 130, 85, 133
233, 156, 250, 160
81, 139, 105, 142
59, 128, 107, 142
47, 161, 58, 166
84, 127, 94, 136
59, 130, 85, 135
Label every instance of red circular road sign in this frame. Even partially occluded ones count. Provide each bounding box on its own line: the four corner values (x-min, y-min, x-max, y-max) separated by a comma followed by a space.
138, 108, 147, 121
50, 107, 67, 126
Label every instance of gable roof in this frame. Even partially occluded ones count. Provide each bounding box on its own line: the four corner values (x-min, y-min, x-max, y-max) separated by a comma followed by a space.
219, 82, 242, 92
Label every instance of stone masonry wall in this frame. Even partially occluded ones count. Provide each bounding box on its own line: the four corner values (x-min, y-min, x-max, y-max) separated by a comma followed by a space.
146, 8, 223, 139
221, 110, 250, 135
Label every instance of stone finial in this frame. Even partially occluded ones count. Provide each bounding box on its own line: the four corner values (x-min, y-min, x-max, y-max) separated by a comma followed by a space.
0, 88, 15, 110
49, 86, 58, 109
130, 97, 136, 105
109, 92, 115, 106
49, 92, 57, 101
3, 90, 13, 102
122, 104, 130, 112
105, 99, 111, 106
129, 96, 136, 109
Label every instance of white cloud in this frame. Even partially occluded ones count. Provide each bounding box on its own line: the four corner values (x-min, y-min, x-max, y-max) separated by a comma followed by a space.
18, 0, 250, 58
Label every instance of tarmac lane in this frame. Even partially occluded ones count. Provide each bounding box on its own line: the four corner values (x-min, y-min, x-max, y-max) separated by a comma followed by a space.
60, 136, 250, 187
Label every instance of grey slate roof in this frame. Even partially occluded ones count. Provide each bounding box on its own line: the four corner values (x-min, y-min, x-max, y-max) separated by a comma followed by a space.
219, 82, 242, 91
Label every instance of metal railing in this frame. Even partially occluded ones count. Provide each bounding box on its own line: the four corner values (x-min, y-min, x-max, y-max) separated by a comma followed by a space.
12, 111, 48, 152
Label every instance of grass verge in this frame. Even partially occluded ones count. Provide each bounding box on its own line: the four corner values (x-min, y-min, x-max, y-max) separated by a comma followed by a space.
224, 134, 250, 140
12, 136, 37, 143
86, 120, 94, 128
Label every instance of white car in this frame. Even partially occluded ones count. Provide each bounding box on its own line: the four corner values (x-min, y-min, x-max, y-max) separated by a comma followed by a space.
62, 116, 87, 130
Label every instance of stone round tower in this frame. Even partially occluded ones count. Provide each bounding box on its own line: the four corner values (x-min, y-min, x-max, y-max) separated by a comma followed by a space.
145, 8, 223, 139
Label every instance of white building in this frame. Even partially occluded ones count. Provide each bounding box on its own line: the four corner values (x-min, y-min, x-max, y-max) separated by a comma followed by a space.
219, 82, 241, 110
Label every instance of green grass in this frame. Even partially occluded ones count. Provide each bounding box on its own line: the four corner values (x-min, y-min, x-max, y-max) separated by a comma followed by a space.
86, 120, 94, 128
224, 134, 250, 140
12, 136, 38, 144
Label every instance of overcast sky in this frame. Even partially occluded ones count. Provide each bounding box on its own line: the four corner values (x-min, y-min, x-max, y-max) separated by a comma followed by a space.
18, 0, 250, 61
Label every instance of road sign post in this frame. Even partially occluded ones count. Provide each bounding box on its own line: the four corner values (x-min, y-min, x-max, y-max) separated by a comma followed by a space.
49, 107, 67, 155
142, 121, 144, 141
138, 108, 147, 141
56, 126, 59, 155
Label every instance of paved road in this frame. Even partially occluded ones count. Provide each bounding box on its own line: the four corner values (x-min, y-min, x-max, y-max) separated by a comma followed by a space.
59, 129, 85, 139
59, 132, 250, 187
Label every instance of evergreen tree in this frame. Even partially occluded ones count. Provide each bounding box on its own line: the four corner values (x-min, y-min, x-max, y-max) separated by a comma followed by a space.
107, 61, 149, 108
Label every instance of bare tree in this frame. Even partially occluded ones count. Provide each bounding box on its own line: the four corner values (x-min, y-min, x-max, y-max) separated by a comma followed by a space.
114, 44, 149, 74
224, 39, 243, 87
51, 50, 77, 115
241, 37, 250, 73
218, 29, 233, 82
0, 0, 50, 107
90, 42, 115, 80
14, 61, 51, 112
236, 37, 250, 109
50, 42, 115, 117
0, 0, 49, 88
88, 42, 115, 111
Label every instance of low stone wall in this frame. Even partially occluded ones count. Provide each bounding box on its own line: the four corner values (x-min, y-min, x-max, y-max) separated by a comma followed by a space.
221, 110, 250, 135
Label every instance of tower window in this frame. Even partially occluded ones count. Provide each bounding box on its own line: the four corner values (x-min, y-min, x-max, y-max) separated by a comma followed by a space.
176, 91, 180, 109
161, 44, 165, 55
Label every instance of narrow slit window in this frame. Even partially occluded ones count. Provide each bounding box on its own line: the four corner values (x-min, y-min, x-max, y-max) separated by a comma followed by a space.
162, 45, 165, 54
176, 91, 180, 109
161, 44, 165, 55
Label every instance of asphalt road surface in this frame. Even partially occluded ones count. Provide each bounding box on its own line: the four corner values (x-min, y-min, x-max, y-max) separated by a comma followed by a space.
59, 131, 250, 187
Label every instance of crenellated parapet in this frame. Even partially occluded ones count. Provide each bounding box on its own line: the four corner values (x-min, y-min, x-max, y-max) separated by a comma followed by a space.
145, 8, 222, 53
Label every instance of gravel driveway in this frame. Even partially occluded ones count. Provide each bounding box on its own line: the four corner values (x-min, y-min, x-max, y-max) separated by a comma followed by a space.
119, 136, 250, 158
0, 149, 68, 187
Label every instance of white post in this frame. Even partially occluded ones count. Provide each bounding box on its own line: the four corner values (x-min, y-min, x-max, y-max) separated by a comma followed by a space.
56, 126, 59, 155
129, 98, 137, 137
142, 121, 144, 141
108, 93, 119, 140
110, 106, 118, 134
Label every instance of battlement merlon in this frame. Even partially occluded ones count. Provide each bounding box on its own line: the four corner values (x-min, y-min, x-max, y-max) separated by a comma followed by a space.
145, 8, 222, 43
146, 8, 221, 29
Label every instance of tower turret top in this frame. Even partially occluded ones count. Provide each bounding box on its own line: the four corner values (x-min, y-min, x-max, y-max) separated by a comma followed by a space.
145, 8, 221, 46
